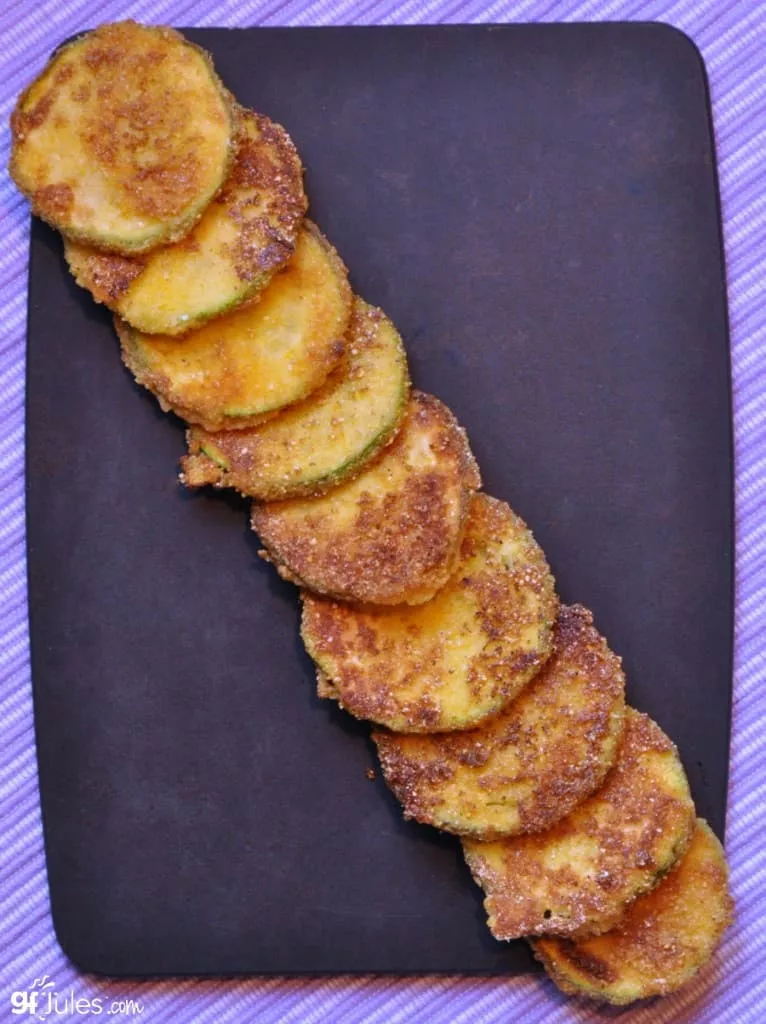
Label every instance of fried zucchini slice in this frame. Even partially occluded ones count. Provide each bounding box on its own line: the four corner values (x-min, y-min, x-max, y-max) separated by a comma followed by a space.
463, 708, 695, 940
373, 604, 625, 834
118, 223, 351, 430
65, 108, 306, 335
253, 391, 481, 605
10, 21, 236, 253
532, 820, 732, 1005
180, 298, 409, 500
301, 493, 557, 730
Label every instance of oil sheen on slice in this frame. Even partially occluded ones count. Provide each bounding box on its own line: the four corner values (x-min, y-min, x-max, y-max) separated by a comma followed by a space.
10, 21, 236, 253
463, 709, 696, 940
253, 391, 481, 606
532, 820, 732, 1004
373, 604, 624, 834
65, 108, 306, 334
180, 298, 410, 500
302, 493, 557, 729
117, 222, 351, 430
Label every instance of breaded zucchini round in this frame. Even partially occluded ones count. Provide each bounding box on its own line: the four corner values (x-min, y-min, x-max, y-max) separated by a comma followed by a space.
117, 223, 351, 430
254, 392, 480, 605
301, 493, 557, 731
463, 708, 695, 940
532, 819, 732, 1005
373, 604, 624, 834
65, 108, 306, 335
180, 298, 410, 500
10, 21, 236, 253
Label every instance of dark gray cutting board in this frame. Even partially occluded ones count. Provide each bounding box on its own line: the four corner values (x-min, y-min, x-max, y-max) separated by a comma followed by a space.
25, 23, 733, 976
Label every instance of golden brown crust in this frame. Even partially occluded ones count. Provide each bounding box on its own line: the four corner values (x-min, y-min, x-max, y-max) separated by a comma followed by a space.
302, 493, 557, 730
253, 391, 481, 605
373, 604, 625, 835
463, 709, 696, 940
68, 249, 146, 304
10, 21, 236, 253
64, 107, 306, 332
11, 28, 723, 1011
179, 297, 410, 500
117, 222, 351, 431
531, 820, 733, 1005
221, 109, 306, 283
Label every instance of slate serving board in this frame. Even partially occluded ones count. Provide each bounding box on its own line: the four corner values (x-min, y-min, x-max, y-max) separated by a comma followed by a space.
25, 23, 733, 976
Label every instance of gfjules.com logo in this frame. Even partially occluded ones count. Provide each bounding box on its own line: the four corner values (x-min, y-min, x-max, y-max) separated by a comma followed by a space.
10, 976, 143, 1019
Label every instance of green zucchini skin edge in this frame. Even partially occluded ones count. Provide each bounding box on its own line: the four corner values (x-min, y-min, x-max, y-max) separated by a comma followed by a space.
118, 316, 288, 429
196, 378, 410, 501
10, 25, 239, 255
62, 109, 306, 334
182, 305, 411, 501
67, 251, 258, 334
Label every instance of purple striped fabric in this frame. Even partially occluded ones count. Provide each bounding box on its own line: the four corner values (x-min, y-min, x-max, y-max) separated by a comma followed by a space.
1, 2, 763, 1022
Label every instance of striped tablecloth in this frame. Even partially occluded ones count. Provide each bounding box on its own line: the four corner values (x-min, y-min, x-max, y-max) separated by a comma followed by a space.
1, 2, 763, 1022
